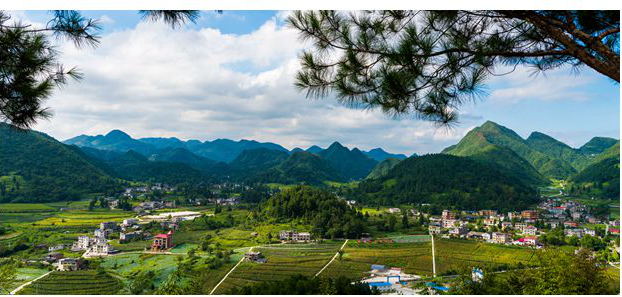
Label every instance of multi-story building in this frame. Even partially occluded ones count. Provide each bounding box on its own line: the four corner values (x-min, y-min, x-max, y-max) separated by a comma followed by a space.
491, 232, 510, 244
442, 210, 456, 220
442, 219, 458, 229
89, 242, 112, 255
100, 222, 116, 231
429, 225, 442, 234
522, 225, 537, 236
58, 258, 83, 271
521, 210, 539, 220
449, 226, 468, 237
278, 230, 312, 241
152, 231, 174, 251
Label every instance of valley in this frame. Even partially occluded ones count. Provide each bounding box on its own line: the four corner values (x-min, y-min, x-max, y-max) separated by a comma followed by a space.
0, 120, 619, 295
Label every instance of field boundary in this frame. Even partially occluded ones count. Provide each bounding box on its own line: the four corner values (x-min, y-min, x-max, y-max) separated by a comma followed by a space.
9, 270, 52, 295
209, 246, 257, 295
314, 239, 348, 277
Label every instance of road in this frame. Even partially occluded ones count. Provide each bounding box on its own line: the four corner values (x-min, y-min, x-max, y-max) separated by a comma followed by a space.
430, 233, 436, 277
209, 246, 257, 295
9, 270, 53, 295
314, 239, 349, 277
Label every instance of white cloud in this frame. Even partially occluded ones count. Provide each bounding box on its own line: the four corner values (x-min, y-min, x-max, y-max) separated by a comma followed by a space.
32, 15, 486, 155
487, 66, 596, 104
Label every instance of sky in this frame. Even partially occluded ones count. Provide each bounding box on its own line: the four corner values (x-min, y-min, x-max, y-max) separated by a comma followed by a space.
16, 10, 621, 155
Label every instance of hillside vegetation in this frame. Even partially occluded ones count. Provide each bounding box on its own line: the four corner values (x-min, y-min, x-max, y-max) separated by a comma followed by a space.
355, 154, 538, 211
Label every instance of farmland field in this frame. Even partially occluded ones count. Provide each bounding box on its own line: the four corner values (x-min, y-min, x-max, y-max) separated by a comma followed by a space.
101, 253, 180, 287
322, 238, 538, 280
18, 270, 123, 295
322, 241, 433, 279
213, 242, 343, 294
4, 267, 50, 293
434, 239, 537, 274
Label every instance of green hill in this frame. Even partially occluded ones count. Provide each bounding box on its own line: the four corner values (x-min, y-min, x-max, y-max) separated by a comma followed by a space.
254, 152, 344, 185
356, 154, 538, 211
148, 147, 218, 172
579, 137, 619, 156
318, 142, 378, 180
442, 121, 576, 179
366, 158, 402, 180
0, 123, 121, 202
570, 141, 620, 199
102, 150, 208, 184
526, 131, 590, 171
229, 148, 289, 178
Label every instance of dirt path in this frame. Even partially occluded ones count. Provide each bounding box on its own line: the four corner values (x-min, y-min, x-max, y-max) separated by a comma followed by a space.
9, 270, 52, 295
209, 246, 257, 295
314, 239, 348, 277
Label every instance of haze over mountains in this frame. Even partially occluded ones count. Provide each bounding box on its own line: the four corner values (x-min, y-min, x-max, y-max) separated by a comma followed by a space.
1, 121, 618, 205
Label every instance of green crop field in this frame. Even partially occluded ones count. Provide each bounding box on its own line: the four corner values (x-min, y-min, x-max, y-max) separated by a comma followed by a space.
18, 270, 123, 295
0, 203, 56, 213
101, 253, 180, 287
4, 267, 50, 293
213, 242, 342, 294
434, 239, 537, 274
322, 241, 433, 279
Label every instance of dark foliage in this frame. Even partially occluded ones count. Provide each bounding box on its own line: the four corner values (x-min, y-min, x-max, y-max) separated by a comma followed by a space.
226, 274, 373, 295
263, 186, 367, 239
355, 154, 538, 211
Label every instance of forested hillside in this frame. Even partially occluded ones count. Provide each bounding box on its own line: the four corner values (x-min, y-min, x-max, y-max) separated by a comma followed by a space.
355, 154, 539, 211
317, 142, 377, 180
252, 152, 344, 185
570, 141, 620, 199
0, 123, 122, 202
263, 186, 366, 239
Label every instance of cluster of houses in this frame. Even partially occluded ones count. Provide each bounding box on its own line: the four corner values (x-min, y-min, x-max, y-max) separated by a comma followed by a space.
122, 184, 174, 198
423, 198, 619, 247
278, 230, 312, 242
362, 265, 418, 294
132, 200, 177, 214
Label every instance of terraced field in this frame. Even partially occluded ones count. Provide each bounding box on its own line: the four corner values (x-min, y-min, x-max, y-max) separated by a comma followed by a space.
101, 253, 179, 286
18, 270, 123, 295
213, 242, 342, 294
434, 239, 537, 274
322, 241, 433, 279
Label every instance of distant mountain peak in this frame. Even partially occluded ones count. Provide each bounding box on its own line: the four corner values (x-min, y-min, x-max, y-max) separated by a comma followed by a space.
328, 141, 346, 150
105, 129, 131, 140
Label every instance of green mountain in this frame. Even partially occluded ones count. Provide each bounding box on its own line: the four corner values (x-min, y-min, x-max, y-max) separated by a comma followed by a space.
356, 154, 538, 211
0, 123, 121, 202
362, 148, 407, 161
64, 130, 157, 155
579, 137, 619, 156
306, 145, 324, 154
442, 121, 575, 179
366, 158, 402, 180
570, 141, 620, 199
318, 142, 378, 180
147, 147, 218, 172
102, 150, 208, 184
254, 152, 344, 185
229, 148, 289, 178
526, 132, 590, 171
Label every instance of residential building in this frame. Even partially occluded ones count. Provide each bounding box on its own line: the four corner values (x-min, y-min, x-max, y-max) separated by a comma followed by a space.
522, 226, 537, 236
514, 223, 527, 230
467, 231, 485, 239
89, 242, 112, 256
388, 208, 401, 214
244, 251, 266, 263
58, 258, 83, 271
491, 232, 510, 244
501, 222, 513, 230
122, 218, 138, 227
71, 236, 91, 251
564, 221, 579, 228
584, 229, 596, 237
571, 212, 582, 220
48, 244, 64, 252
278, 230, 311, 241
120, 231, 142, 242
100, 222, 116, 231
45, 252, 64, 263
521, 210, 539, 220
152, 231, 174, 251
429, 225, 442, 234
565, 228, 584, 238
442, 219, 458, 229
442, 210, 456, 220
522, 236, 539, 246
449, 226, 468, 236
482, 232, 492, 241
483, 218, 497, 226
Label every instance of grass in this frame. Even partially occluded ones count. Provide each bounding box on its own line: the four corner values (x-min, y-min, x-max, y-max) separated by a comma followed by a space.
604, 266, 620, 292
213, 242, 343, 294
0, 203, 56, 213
18, 270, 123, 295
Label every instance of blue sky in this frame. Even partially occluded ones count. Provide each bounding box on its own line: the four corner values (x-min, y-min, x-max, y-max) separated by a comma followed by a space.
19, 10, 620, 154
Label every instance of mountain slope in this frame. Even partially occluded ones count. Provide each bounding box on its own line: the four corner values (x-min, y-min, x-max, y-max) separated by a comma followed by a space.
103, 150, 207, 184
318, 142, 378, 180
362, 148, 407, 162
147, 147, 221, 173
253, 152, 344, 185
579, 137, 619, 156
442, 121, 575, 179
356, 154, 538, 211
366, 158, 402, 180
0, 123, 121, 202
526, 132, 589, 171
229, 148, 289, 178
570, 141, 620, 199
64, 130, 156, 155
